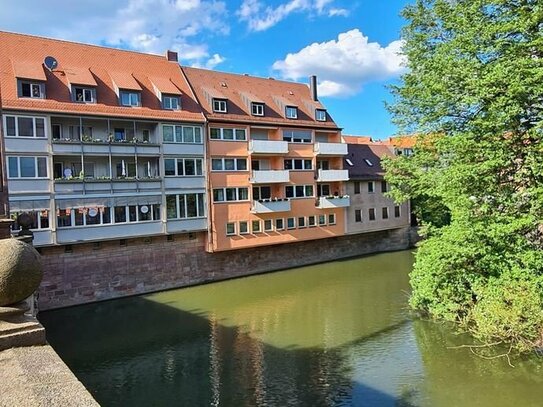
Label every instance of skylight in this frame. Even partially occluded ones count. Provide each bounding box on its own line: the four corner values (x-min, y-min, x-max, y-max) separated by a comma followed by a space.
346, 158, 354, 166
364, 159, 373, 167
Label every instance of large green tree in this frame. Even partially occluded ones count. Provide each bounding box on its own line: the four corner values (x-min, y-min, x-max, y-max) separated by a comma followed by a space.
385, 0, 543, 351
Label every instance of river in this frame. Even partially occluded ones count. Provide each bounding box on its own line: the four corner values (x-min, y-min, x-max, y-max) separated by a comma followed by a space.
39, 250, 543, 406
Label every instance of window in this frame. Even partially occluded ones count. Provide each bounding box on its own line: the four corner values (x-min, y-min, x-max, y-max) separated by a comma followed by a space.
275, 218, 284, 231
11, 210, 49, 231
213, 98, 227, 113
251, 102, 264, 116
8, 156, 47, 178
308, 216, 316, 227
298, 217, 306, 228
315, 109, 327, 121
19, 81, 44, 98
115, 161, 136, 178
381, 181, 388, 193
317, 184, 330, 197
226, 223, 236, 236
364, 159, 374, 167
368, 181, 375, 193
328, 213, 336, 225
252, 186, 271, 200
284, 159, 312, 170
142, 130, 150, 142
287, 217, 295, 229
318, 214, 326, 226
285, 185, 314, 198
4, 116, 46, 138
382, 207, 389, 219
114, 128, 125, 142
369, 208, 376, 221
282, 129, 311, 143
164, 158, 203, 176
166, 193, 205, 219
162, 125, 202, 144
73, 87, 95, 103
120, 91, 140, 107
52, 124, 62, 140
264, 219, 273, 232
213, 187, 249, 202
252, 220, 261, 233
56, 205, 159, 228
355, 210, 362, 222
285, 106, 298, 119
211, 158, 247, 171
239, 221, 249, 234
395, 205, 401, 218
354, 182, 361, 194
317, 160, 330, 170
163, 95, 180, 110
209, 127, 246, 141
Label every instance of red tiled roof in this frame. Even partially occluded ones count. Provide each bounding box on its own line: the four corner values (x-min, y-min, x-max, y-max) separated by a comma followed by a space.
109, 71, 142, 91
11, 60, 47, 81
342, 135, 374, 144
387, 135, 417, 149
65, 67, 97, 86
182, 66, 340, 129
149, 77, 181, 95
0, 31, 204, 122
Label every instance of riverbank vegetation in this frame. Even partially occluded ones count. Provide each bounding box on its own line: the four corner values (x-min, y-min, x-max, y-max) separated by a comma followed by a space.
385, 0, 543, 352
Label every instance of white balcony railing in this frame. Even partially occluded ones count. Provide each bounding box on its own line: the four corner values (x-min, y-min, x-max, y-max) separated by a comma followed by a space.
314, 142, 348, 156
316, 169, 349, 182
252, 199, 291, 213
316, 196, 351, 209
250, 170, 290, 184
249, 140, 289, 155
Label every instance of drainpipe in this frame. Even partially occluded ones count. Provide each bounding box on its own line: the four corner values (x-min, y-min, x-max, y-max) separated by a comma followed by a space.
0, 91, 10, 222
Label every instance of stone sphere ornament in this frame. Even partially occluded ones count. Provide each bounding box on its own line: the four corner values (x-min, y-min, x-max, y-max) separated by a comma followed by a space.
0, 239, 42, 306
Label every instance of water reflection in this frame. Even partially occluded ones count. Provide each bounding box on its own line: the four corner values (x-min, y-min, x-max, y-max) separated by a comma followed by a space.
39, 250, 543, 406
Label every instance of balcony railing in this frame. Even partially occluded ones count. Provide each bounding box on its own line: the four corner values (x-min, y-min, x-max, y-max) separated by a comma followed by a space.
249, 140, 289, 155
252, 199, 291, 213
314, 142, 348, 156
54, 177, 162, 193
250, 170, 290, 184
316, 196, 351, 209
316, 169, 349, 182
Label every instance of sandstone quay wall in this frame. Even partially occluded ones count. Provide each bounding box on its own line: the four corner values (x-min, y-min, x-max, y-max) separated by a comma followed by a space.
38, 227, 410, 310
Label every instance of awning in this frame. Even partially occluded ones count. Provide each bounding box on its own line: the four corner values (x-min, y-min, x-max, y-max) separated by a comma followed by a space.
11, 60, 46, 81
150, 77, 181, 95
10, 199, 50, 211
65, 67, 97, 86
109, 71, 142, 91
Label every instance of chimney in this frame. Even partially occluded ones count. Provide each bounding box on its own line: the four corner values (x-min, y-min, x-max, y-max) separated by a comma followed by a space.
166, 50, 178, 62
309, 75, 318, 101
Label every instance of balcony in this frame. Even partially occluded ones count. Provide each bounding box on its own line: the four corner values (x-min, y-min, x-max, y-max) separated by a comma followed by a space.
52, 139, 161, 155
316, 169, 349, 182
250, 170, 289, 184
54, 177, 162, 194
314, 142, 348, 156
316, 196, 351, 209
252, 199, 291, 214
249, 140, 289, 155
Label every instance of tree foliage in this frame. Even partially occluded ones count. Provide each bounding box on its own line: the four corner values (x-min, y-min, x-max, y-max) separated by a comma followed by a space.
385, 0, 543, 351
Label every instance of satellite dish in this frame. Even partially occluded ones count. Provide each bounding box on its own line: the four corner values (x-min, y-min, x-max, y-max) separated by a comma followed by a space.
44, 56, 58, 71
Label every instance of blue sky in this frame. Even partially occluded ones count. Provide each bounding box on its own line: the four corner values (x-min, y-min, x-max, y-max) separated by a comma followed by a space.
0, 0, 410, 139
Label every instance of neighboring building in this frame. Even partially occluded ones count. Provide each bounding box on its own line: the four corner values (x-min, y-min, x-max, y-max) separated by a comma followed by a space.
387, 135, 417, 157
182, 68, 349, 252
0, 31, 207, 246
343, 137, 410, 234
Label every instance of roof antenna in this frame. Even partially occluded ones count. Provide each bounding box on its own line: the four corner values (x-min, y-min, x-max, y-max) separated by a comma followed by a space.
44, 56, 58, 72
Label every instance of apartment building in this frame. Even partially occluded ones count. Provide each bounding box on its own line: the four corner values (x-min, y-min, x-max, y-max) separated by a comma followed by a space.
0, 31, 207, 246
342, 136, 410, 234
182, 68, 349, 252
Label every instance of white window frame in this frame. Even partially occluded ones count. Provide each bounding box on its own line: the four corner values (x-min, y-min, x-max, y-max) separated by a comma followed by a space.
11, 210, 50, 231
162, 125, 203, 144
282, 129, 312, 143
226, 222, 236, 236
368, 181, 375, 193
286, 217, 296, 229
209, 127, 247, 141
163, 95, 181, 110
166, 193, 206, 219
211, 158, 248, 172
308, 215, 316, 227
4, 115, 46, 138
275, 218, 284, 231
328, 213, 336, 225
119, 90, 141, 107
318, 214, 326, 226
8, 156, 48, 179
239, 221, 249, 235
164, 158, 203, 177
251, 102, 264, 116
213, 98, 228, 113
73, 86, 95, 103
285, 106, 298, 119
298, 216, 306, 228
264, 219, 273, 232
252, 220, 262, 234
315, 109, 327, 121
19, 80, 45, 99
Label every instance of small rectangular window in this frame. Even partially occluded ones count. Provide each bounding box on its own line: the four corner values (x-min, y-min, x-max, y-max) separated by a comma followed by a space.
287, 217, 295, 229
315, 109, 326, 121
286, 106, 298, 119
264, 219, 273, 232
213, 98, 227, 113
6, 117, 16, 137
52, 124, 62, 140
239, 221, 249, 235
308, 216, 316, 227
355, 209, 362, 223
226, 222, 236, 236
369, 208, 376, 221
354, 182, 361, 194
298, 217, 306, 228
235, 129, 246, 141
368, 181, 375, 193
251, 102, 264, 116
163, 95, 180, 110
328, 213, 336, 225
381, 181, 388, 193
252, 220, 261, 233
395, 205, 401, 218
275, 218, 284, 231
318, 214, 326, 226
382, 207, 389, 219
73, 87, 95, 103
20, 81, 44, 98
120, 91, 140, 107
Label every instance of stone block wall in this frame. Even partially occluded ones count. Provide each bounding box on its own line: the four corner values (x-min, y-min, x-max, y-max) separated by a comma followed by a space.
38, 227, 411, 310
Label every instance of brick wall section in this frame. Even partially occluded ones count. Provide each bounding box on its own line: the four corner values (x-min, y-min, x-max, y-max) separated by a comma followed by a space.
38, 227, 411, 310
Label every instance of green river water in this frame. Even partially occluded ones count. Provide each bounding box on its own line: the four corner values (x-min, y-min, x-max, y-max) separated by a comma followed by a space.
40, 250, 543, 406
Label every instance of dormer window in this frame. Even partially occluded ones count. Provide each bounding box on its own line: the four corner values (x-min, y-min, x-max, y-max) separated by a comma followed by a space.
315, 109, 327, 121
251, 102, 264, 116
19, 81, 44, 99
120, 90, 141, 107
213, 98, 227, 113
163, 95, 180, 110
286, 106, 298, 119
73, 86, 95, 103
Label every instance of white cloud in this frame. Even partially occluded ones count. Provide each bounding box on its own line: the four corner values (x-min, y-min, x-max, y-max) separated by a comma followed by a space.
237, 0, 348, 32
0, 0, 227, 68
272, 29, 406, 97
